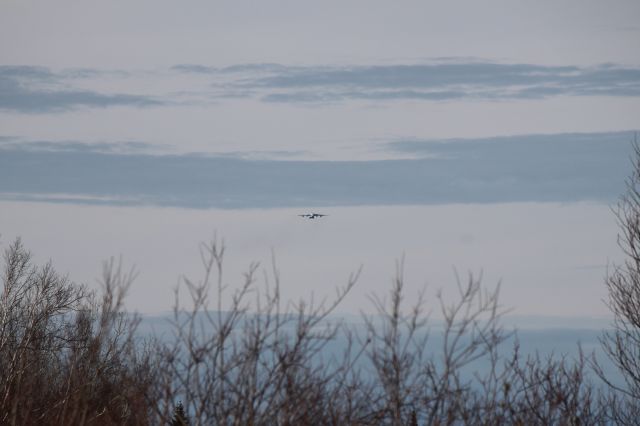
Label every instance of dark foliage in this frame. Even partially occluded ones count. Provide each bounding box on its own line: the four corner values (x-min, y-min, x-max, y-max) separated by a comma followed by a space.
171, 401, 190, 426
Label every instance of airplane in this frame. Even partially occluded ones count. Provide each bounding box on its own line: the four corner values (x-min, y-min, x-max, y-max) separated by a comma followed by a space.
298, 213, 328, 219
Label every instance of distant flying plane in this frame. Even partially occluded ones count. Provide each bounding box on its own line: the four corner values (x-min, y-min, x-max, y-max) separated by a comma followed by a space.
298, 213, 328, 219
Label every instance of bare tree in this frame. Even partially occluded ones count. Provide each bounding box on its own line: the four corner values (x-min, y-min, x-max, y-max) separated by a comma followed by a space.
595, 135, 640, 423
0, 233, 614, 424
361, 264, 509, 425
0, 238, 153, 425
149, 237, 362, 425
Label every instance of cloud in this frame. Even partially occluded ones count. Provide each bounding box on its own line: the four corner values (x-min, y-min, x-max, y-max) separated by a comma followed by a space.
385, 131, 637, 157
0, 65, 55, 80
0, 138, 157, 154
251, 63, 578, 89
261, 89, 468, 103
176, 60, 640, 103
5, 60, 638, 112
0, 138, 306, 159
0, 131, 634, 208
0, 65, 163, 113
172, 63, 292, 74
171, 64, 218, 74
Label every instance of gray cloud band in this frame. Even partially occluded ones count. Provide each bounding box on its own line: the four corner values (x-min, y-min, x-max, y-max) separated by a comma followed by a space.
176, 61, 640, 103
0, 66, 162, 113
0, 131, 634, 208
2, 61, 640, 113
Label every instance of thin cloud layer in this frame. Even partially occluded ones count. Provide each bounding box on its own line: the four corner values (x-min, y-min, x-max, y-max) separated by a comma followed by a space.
386, 131, 636, 158
174, 61, 640, 103
256, 63, 640, 103
0, 138, 157, 154
3, 60, 639, 113
0, 132, 633, 208
0, 66, 162, 113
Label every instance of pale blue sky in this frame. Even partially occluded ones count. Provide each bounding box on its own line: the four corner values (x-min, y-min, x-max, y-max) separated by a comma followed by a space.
0, 0, 638, 319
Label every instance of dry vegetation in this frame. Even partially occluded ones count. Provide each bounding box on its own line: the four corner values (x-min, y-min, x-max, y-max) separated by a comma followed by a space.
2, 141, 640, 425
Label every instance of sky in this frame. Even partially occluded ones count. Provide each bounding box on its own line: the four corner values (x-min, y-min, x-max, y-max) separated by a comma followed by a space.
1, 0, 639, 321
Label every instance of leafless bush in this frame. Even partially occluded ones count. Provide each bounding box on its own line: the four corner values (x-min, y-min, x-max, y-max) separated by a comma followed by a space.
145, 242, 607, 425
485, 345, 606, 425
149, 237, 361, 425
593, 136, 640, 424
357, 265, 606, 425
0, 238, 153, 425
0, 234, 616, 425
359, 265, 507, 425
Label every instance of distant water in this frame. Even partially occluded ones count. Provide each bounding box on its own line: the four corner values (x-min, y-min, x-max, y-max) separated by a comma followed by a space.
138, 312, 623, 388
